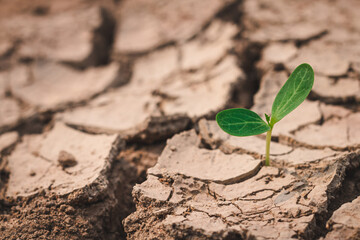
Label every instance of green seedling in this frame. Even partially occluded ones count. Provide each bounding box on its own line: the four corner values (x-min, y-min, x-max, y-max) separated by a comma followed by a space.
216, 63, 314, 166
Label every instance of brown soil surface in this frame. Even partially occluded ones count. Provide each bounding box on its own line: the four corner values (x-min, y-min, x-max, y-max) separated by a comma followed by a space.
0, 0, 359, 239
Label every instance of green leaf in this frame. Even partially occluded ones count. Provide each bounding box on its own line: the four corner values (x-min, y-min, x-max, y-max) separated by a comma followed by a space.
270, 63, 314, 125
216, 108, 270, 137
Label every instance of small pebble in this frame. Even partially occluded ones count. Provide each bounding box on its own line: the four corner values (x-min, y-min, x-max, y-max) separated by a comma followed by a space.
58, 150, 77, 169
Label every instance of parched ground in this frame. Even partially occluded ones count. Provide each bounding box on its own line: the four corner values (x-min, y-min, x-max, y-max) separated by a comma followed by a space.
0, 0, 359, 239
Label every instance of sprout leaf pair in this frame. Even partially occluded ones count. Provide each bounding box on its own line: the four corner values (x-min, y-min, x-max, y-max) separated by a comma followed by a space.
216, 63, 314, 166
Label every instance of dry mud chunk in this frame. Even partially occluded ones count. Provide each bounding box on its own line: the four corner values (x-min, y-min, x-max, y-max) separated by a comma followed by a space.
286, 42, 349, 77
243, 0, 306, 25
274, 148, 337, 166
243, 0, 331, 27
252, 70, 322, 137
6, 122, 119, 197
0, 131, 18, 153
0, 98, 21, 131
149, 130, 261, 184
133, 175, 172, 202
160, 56, 243, 118
262, 42, 297, 64
271, 100, 321, 137
290, 112, 360, 150
2, 124, 137, 239
131, 46, 179, 88
180, 20, 238, 70
243, 0, 332, 42
9, 62, 120, 111
60, 87, 190, 141
312, 75, 360, 103
322, 30, 360, 65
246, 22, 327, 43
208, 167, 296, 200
114, 0, 231, 53
125, 148, 360, 239
0, 7, 114, 66
199, 119, 338, 166
319, 103, 352, 121
325, 196, 360, 240
323, 28, 360, 46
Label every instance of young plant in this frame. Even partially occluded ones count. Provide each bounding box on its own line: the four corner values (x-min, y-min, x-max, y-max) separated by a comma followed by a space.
216, 63, 314, 166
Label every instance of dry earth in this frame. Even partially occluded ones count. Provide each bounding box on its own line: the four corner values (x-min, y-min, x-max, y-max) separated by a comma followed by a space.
0, 0, 360, 239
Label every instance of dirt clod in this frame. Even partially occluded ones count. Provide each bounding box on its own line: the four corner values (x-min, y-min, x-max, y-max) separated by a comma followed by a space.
57, 150, 77, 169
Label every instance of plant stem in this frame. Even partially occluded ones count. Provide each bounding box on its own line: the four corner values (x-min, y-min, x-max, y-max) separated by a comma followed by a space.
265, 127, 273, 166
